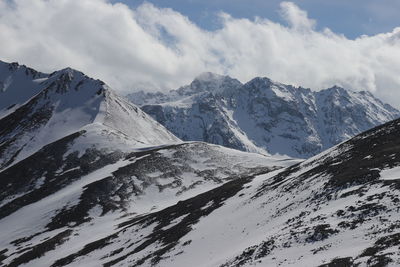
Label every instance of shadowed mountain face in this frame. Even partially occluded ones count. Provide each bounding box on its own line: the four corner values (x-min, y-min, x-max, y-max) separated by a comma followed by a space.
0, 61, 297, 267
128, 73, 400, 158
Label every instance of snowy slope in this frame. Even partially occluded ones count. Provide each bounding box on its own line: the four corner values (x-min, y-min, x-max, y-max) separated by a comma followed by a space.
0, 61, 179, 170
12, 114, 400, 267
0, 129, 296, 267
0, 62, 299, 267
128, 73, 400, 158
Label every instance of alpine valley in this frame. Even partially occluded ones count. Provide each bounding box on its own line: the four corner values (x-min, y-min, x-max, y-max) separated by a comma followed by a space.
0, 60, 400, 267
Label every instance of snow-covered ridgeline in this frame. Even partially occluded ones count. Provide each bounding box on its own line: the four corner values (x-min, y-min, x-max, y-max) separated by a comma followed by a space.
128, 73, 400, 158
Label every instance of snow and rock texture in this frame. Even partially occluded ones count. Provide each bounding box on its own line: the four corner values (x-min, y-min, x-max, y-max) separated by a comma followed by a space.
8, 113, 400, 267
0, 136, 290, 265
0, 61, 297, 266
128, 73, 400, 158
0, 60, 180, 170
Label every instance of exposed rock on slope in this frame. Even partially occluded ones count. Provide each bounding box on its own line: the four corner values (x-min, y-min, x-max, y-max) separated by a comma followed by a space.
30, 115, 400, 267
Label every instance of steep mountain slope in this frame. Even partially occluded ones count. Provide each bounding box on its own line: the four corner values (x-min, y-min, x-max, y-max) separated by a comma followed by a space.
18, 114, 400, 267
0, 129, 295, 267
128, 73, 400, 158
0, 62, 297, 266
0, 61, 179, 170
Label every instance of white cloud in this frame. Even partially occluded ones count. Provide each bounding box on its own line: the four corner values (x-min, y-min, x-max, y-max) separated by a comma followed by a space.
0, 0, 400, 107
279, 1, 315, 31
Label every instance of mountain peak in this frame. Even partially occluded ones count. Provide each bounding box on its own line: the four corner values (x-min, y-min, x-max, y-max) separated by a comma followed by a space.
323, 85, 350, 94
49, 66, 88, 79
0, 60, 22, 72
245, 76, 274, 89
39, 67, 110, 98
247, 76, 273, 83
0, 63, 180, 169
194, 71, 227, 82
188, 72, 242, 95
0, 60, 45, 79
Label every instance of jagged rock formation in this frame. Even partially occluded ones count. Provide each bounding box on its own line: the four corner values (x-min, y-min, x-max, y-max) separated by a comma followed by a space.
129, 72, 400, 158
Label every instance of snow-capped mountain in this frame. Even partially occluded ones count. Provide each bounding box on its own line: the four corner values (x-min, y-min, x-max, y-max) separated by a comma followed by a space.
0, 61, 180, 170
0, 61, 298, 266
5, 110, 398, 267
128, 72, 400, 158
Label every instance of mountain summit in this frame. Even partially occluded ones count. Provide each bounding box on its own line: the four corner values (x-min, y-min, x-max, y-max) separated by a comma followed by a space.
128, 74, 400, 158
0, 61, 180, 169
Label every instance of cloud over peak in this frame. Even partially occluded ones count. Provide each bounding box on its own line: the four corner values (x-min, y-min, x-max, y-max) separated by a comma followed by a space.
0, 0, 399, 107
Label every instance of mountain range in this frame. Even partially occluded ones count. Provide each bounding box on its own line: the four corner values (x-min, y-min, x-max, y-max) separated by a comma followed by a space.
0, 61, 296, 266
1, 61, 400, 267
128, 72, 400, 158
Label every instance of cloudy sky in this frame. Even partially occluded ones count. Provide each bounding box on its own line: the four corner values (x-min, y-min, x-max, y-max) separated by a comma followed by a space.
1, 0, 400, 107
